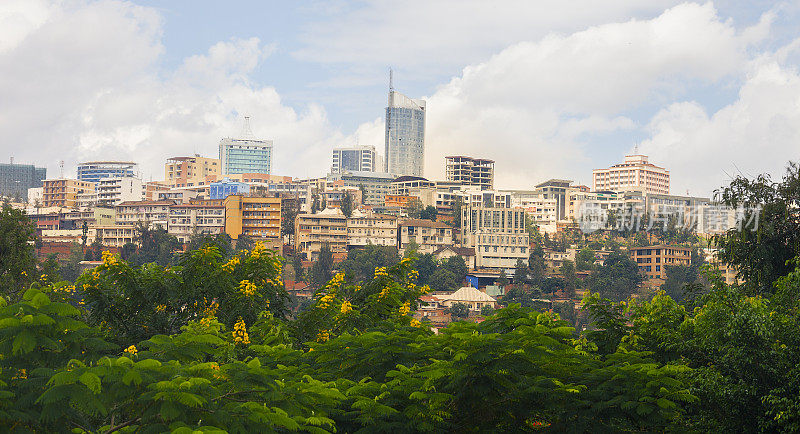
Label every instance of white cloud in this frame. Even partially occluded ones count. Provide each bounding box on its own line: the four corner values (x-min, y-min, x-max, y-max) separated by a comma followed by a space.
0, 0, 339, 180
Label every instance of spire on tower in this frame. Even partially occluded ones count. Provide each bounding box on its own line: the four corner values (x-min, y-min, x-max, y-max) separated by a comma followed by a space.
241, 116, 255, 139
389, 67, 394, 92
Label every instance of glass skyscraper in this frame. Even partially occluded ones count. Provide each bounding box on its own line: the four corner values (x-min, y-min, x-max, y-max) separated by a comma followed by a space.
385, 90, 426, 177
0, 162, 46, 199
219, 117, 273, 175
77, 161, 137, 183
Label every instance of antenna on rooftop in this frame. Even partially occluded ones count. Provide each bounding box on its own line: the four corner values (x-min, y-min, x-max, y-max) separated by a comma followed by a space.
59, 160, 64, 178
389, 68, 394, 92
632, 143, 640, 155
9, 157, 13, 165
241, 116, 255, 139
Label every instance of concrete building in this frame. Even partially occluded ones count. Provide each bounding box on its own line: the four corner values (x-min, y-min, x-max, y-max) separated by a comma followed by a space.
445, 156, 494, 190
455, 189, 513, 209
332, 145, 377, 173
535, 179, 575, 222
115, 200, 174, 229
389, 176, 435, 196
143, 181, 172, 201
508, 190, 559, 233
164, 155, 220, 187
89, 225, 136, 247
96, 176, 143, 207
295, 207, 348, 260
158, 189, 201, 205
167, 203, 225, 243
42, 179, 95, 209
77, 161, 137, 183
0, 162, 46, 199
398, 219, 453, 255
327, 170, 395, 206
210, 178, 251, 200
461, 206, 529, 270
629, 245, 690, 281
27, 187, 43, 204
434, 286, 497, 312
593, 154, 670, 195
219, 117, 272, 175
385, 82, 426, 176
223, 194, 281, 245
346, 210, 398, 248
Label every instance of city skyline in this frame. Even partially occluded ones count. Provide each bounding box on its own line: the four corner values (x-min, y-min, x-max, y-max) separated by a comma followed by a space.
2, 1, 800, 195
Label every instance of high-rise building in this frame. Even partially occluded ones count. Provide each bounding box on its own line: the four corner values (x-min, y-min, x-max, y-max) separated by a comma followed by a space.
96, 176, 143, 207
77, 161, 137, 183
385, 75, 426, 177
42, 179, 95, 208
461, 205, 529, 271
332, 145, 377, 173
165, 155, 220, 187
219, 117, 273, 175
535, 179, 575, 221
593, 154, 670, 195
445, 156, 494, 190
0, 162, 46, 199
223, 194, 281, 245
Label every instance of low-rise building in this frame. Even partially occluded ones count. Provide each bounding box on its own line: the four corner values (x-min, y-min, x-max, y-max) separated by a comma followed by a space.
433, 246, 476, 269
347, 210, 398, 248
96, 176, 143, 206
168, 203, 225, 243
398, 219, 453, 255
223, 194, 281, 245
461, 206, 529, 270
115, 200, 174, 229
164, 155, 220, 188
629, 245, 690, 281
42, 179, 95, 208
295, 207, 348, 260
89, 225, 136, 247
435, 286, 497, 312
210, 178, 251, 200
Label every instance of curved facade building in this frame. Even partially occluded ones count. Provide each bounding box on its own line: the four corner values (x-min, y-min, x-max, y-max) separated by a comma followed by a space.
385, 90, 425, 177
77, 161, 138, 183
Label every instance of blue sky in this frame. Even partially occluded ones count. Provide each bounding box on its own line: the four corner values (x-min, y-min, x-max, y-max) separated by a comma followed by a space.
1, 1, 799, 194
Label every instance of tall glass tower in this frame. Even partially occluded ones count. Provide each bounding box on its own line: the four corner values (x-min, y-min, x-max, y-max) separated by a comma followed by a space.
219, 117, 273, 175
385, 79, 426, 177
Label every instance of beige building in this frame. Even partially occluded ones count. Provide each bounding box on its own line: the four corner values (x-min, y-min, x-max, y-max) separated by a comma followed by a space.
434, 286, 497, 312
347, 210, 398, 248
398, 219, 453, 255
593, 154, 670, 195
42, 179, 95, 209
223, 195, 281, 247
629, 245, 690, 281
168, 203, 225, 243
461, 206, 529, 270
89, 225, 136, 247
445, 156, 494, 190
165, 155, 220, 187
295, 207, 348, 260
115, 200, 174, 229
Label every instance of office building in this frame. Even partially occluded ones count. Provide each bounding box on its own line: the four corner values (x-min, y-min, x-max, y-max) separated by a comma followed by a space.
327, 170, 395, 206
219, 117, 273, 175
42, 179, 95, 209
0, 162, 46, 199
115, 200, 174, 229
77, 161, 137, 183
534, 179, 576, 222
223, 194, 281, 245
385, 78, 426, 176
96, 177, 143, 207
295, 207, 348, 260
347, 210, 398, 248
629, 245, 690, 281
445, 156, 494, 190
168, 203, 225, 243
210, 178, 251, 200
332, 145, 377, 173
593, 154, 670, 195
461, 206, 529, 270
164, 155, 220, 187
398, 219, 453, 255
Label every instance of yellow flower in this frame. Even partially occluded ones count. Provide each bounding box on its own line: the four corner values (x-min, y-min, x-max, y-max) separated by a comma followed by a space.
410, 319, 421, 328
233, 318, 250, 345
400, 257, 412, 265
316, 329, 330, 342
399, 302, 410, 316
238, 280, 258, 297
222, 256, 240, 273
155, 304, 166, 313
101, 250, 118, 266
340, 300, 352, 314
124, 345, 137, 356
407, 269, 419, 280
374, 267, 389, 278
21, 271, 27, 277
379, 285, 390, 299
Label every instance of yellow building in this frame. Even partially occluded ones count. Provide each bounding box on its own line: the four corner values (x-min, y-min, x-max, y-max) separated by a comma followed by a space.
42, 179, 95, 208
592, 154, 670, 195
295, 208, 348, 260
223, 194, 281, 245
164, 155, 220, 188
629, 245, 690, 281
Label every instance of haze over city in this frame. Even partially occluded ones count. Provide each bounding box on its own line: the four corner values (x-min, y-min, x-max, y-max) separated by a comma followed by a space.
3, 0, 800, 196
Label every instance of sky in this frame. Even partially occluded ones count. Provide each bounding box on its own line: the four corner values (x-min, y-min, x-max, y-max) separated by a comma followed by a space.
2, 0, 800, 197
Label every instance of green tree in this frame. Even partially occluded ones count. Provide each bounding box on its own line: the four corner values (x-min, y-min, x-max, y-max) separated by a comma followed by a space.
0, 204, 36, 300
187, 232, 233, 257
311, 193, 321, 214
405, 198, 423, 218
450, 196, 463, 228
497, 269, 509, 286
340, 191, 354, 217
358, 184, 368, 204
281, 198, 300, 240
413, 253, 438, 285
447, 302, 470, 319
235, 234, 255, 252
126, 223, 182, 266
419, 205, 437, 221
528, 245, 546, 281
512, 259, 528, 284
575, 247, 595, 271
339, 245, 400, 283
587, 250, 642, 301
559, 260, 578, 298
311, 244, 334, 288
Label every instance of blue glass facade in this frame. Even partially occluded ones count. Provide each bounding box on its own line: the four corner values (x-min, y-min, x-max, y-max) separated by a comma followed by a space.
385, 91, 425, 176
210, 178, 250, 200
219, 138, 272, 175
0, 163, 46, 198
77, 162, 137, 183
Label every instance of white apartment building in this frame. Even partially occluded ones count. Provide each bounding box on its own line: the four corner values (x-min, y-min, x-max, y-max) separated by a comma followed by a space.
593, 154, 670, 195
461, 206, 529, 270
455, 189, 513, 209
167, 203, 225, 243
115, 200, 174, 229
347, 210, 398, 248
88, 225, 136, 247
445, 156, 494, 190
509, 191, 559, 233
398, 219, 453, 255
295, 207, 349, 260
97, 176, 143, 207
